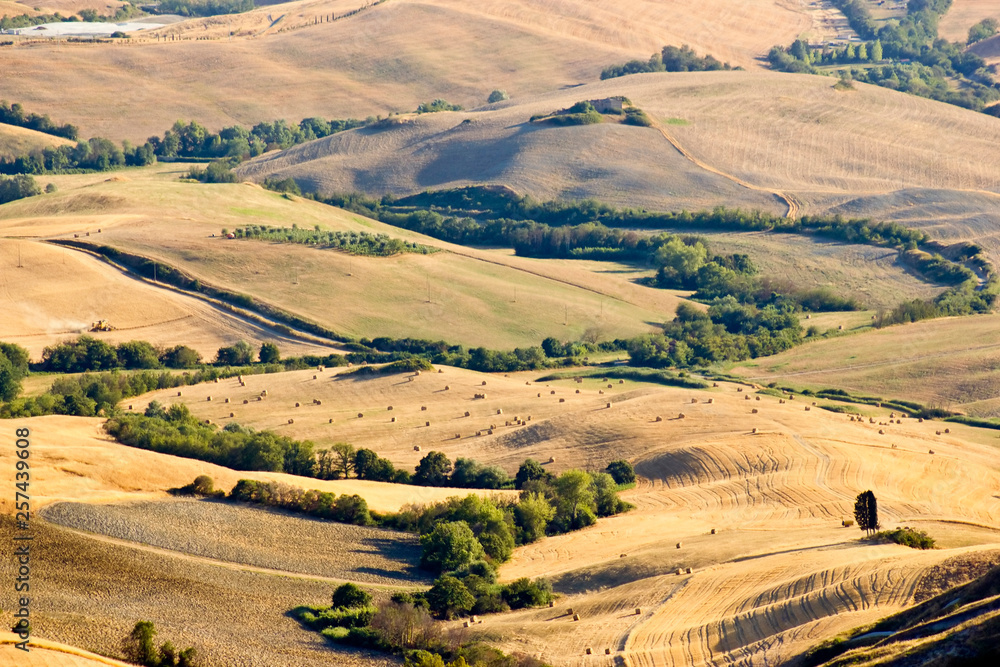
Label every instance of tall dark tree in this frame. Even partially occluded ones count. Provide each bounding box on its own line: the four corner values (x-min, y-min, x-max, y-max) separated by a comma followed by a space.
854, 490, 880, 536
413, 451, 452, 487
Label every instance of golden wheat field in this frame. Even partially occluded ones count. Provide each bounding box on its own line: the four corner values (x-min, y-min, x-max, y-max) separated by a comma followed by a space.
74, 366, 1000, 664
0, 633, 134, 667
0, 0, 809, 141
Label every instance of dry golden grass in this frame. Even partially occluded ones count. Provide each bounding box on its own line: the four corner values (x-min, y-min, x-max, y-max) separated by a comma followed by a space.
0, 122, 73, 161
700, 231, 945, 310
239, 72, 1000, 258
0, 235, 340, 359
970, 32, 1000, 67
0, 166, 680, 349
731, 313, 1000, 418
938, 0, 999, 42
9, 363, 1000, 665
0, 415, 501, 513
0, 633, 134, 667
0, 0, 808, 142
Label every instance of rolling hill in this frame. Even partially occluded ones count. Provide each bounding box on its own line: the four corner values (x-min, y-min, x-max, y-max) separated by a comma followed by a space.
0, 0, 811, 142
10, 363, 1000, 666
0, 165, 683, 351
237, 72, 1000, 259
0, 122, 73, 161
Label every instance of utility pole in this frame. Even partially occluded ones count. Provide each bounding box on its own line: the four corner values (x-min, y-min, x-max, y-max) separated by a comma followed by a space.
17, 244, 23, 269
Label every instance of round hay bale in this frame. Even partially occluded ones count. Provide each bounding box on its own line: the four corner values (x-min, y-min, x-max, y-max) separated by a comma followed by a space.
936, 430, 942, 435
879, 429, 884, 434
243, 399, 249, 404
388, 406, 393, 410
607, 384, 613, 389
779, 399, 785, 404
751, 408, 758, 414
295, 402, 300, 408
313, 375, 317, 380
838, 325, 843, 330
676, 542, 682, 549
177, 391, 182, 396
358, 413, 364, 418
414, 445, 421, 452
585, 648, 592, 655
205, 419, 212, 425
575, 389, 580, 394
445, 386, 450, 391
606, 402, 612, 408
805, 406, 811, 411
599, 390, 604, 394
548, 600, 554, 608
678, 412, 685, 419
752, 427, 758, 434
548, 456, 555, 463
573, 614, 580, 622
676, 568, 684, 575
482, 381, 487, 386
329, 418, 334, 423
559, 398, 565, 403
686, 567, 693, 574
620, 553, 627, 558
415, 371, 421, 376
391, 417, 396, 422
919, 418, 924, 422
455, 433, 460, 439
655, 416, 662, 422
707, 398, 714, 404
426, 421, 431, 427
315, 399, 322, 406
262, 390, 268, 396
711, 528, 716, 534
944, 428, 951, 433
438, 369, 443, 373
128, 405, 133, 410
606, 648, 612, 655
257, 396, 262, 402
635, 608, 642, 615
463, 621, 471, 628
214, 378, 220, 384
929, 449, 935, 454
224, 398, 230, 404
497, 408, 503, 414
712, 382, 719, 387
421, 406, 427, 411
896, 419, 901, 424
737, 388, 743, 393
287, 419, 294, 424
691, 398, 698, 404
487, 429, 493, 435
229, 412, 234, 418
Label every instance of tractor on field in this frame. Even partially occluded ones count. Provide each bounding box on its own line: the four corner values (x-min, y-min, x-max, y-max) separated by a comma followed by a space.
90, 319, 115, 332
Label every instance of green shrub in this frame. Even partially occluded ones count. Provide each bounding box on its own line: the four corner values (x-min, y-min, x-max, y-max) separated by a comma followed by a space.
605, 460, 636, 485
332, 583, 373, 609
869, 527, 935, 549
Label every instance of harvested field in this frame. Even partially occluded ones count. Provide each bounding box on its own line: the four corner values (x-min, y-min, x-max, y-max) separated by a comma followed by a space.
0, 168, 680, 349
0, 516, 396, 667
938, 0, 999, 42
0, 415, 492, 513
0, 235, 340, 359
41, 498, 429, 585
0, 122, 74, 161
0, 633, 134, 666
0, 0, 809, 141
731, 313, 1000, 417
696, 230, 946, 310
238, 73, 1000, 254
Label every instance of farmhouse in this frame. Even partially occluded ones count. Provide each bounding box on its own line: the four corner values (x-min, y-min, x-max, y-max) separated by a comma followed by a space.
588, 97, 624, 113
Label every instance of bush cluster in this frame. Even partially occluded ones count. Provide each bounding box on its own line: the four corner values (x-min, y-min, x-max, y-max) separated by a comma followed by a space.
231, 224, 435, 256
601, 44, 733, 79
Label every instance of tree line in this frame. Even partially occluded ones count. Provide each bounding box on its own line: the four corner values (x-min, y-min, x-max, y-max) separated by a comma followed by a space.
0, 100, 78, 140
601, 44, 735, 79
768, 0, 1000, 112
230, 224, 435, 256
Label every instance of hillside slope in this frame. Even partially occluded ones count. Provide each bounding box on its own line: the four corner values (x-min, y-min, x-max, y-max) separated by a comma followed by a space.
0, 122, 74, 161
0, 166, 681, 349
238, 72, 1000, 255
0, 0, 810, 141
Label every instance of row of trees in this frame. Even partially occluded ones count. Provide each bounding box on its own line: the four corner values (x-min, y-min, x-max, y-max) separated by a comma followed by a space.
0, 174, 40, 204
768, 0, 1000, 112
0, 101, 78, 139
601, 44, 734, 79
230, 224, 434, 256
